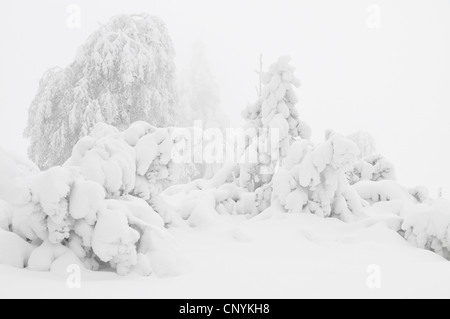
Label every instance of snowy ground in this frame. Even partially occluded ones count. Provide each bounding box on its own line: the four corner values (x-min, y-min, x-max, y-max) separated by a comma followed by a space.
2, 212, 450, 299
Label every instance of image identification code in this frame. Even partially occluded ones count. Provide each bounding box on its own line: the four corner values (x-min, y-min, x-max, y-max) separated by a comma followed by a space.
179, 303, 270, 316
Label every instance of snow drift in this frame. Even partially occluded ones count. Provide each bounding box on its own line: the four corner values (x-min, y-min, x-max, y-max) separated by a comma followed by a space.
0, 147, 38, 200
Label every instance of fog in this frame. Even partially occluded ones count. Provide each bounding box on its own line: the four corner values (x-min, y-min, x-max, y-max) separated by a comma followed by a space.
0, 0, 449, 194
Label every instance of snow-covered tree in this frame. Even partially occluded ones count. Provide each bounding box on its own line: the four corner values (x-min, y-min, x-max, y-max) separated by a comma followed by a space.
345, 132, 396, 185
178, 43, 229, 179
179, 42, 228, 130
347, 154, 396, 185
5, 121, 190, 276
401, 198, 450, 259
65, 121, 193, 207
272, 133, 364, 221
408, 186, 430, 203
348, 131, 376, 159
240, 56, 311, 211
25, 14, 178, 169
7, 164, 175, 276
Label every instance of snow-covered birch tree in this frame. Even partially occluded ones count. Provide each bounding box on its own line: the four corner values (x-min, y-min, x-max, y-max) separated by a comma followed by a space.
25, 14, 178, 169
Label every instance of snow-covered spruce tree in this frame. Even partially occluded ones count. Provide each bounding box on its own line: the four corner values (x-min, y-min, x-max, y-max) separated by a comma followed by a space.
407, 186, 430, 203
351, 176, 450, 259
178, 43, 229, 179
65, 121, 192, 207
272, 132, 364, 221
346, 153, 396, 185
398, 196, 450, 259
346, 131, 395, 185
347, 131, 376, 160
179, 42, 228, 130
25, 14, 178, 169
6, 121, 188, 276
7, 165, 172, 276
240, 56, 311, 212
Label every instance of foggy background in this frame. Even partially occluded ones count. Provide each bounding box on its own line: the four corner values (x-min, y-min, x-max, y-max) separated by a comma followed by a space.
0, 0, 449, 195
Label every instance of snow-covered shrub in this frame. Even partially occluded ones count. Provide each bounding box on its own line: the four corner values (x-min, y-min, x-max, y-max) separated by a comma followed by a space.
272, 133, 364, 221
366, 154, 396, 181
8, 167, 75, 245
156, 174, 260, 227
408, 186, 430, 203
347, 154, 396, 185
353, 178, 449, 260
240, 56, 311, 212
254, 183, 274, 213
66, 121, 191, 204
2, 121, 192, 276
7, 164, 178, 275
26, 14, 178, 169
401, 199, 450, 259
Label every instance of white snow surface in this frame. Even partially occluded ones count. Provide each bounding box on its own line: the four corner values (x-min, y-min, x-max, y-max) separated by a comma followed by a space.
1, 211, 450, 298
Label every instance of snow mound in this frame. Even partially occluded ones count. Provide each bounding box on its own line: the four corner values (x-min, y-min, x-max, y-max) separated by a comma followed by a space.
0, 200, 11, 231
159, 182, 240, 227
354, 180, 414, 203
0, 147, 38, 181
0, 147, 38, 200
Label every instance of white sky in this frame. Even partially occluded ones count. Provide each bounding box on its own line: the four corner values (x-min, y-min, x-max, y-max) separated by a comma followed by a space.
0, 0, 449, 195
